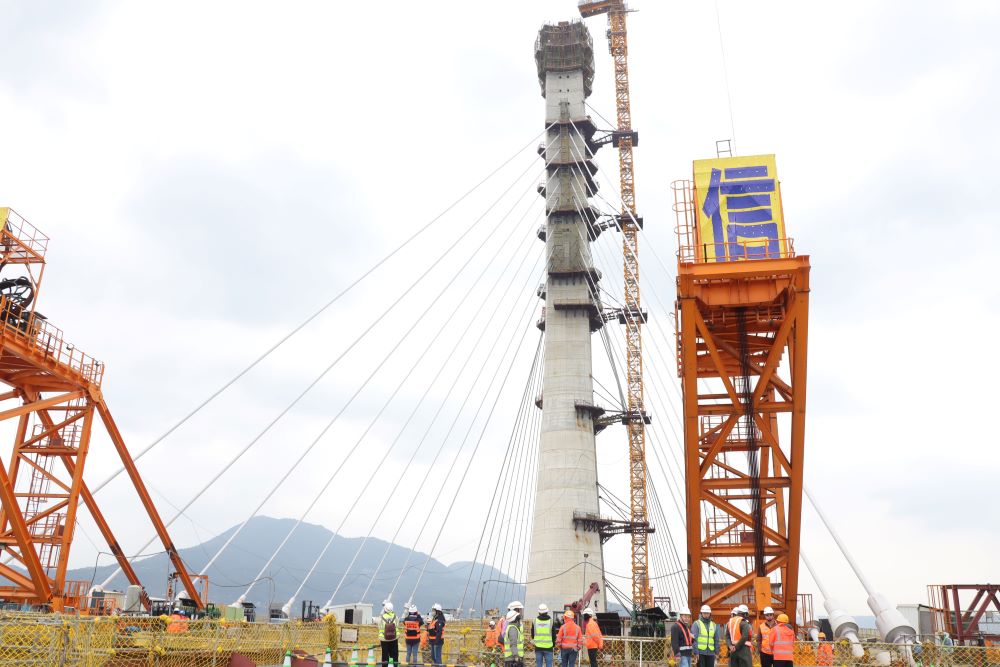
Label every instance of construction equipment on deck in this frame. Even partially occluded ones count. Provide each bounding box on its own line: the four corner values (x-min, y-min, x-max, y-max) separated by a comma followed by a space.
0, 207, 204, 611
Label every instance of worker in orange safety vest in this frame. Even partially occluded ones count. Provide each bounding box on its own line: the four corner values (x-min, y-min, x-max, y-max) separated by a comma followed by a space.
556, 610, 584, 667
767, 614, 796, 667
816, 633, 833, 666
582, 608, 604, 667
754, 607, 777, 667
726, 605, 753, 667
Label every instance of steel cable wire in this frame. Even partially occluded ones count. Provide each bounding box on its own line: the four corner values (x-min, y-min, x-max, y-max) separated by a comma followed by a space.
88, 125, 557, 496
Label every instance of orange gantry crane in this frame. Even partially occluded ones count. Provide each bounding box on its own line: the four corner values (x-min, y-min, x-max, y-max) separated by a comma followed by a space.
673, 155, 809, 620
0, 207, 203, 612
578, 0, 653, 609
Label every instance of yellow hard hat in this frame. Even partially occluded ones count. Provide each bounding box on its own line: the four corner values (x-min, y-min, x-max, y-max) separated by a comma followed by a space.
818, 632, 826, 639
564, 610, 575, 619
777, 613, 789, 623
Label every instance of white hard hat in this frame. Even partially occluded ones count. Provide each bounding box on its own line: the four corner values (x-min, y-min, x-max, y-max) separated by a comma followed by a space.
737, 604, 749, 615
489, 620, 496, 627
432, 603, 443, 611
385, 602, 394, 612
506, 610, 519, 622
763, 607, 774, 615
700, 605, 712, 614
583, 608, 594, 616
410, 605, 419, 613
538, 603, 549, 613
731, 608, 738, 615
508, 600, 523, 610
678, 607, 691, 615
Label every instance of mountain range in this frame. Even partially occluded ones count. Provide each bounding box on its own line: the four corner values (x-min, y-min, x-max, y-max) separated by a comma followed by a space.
65, 516, 522, 616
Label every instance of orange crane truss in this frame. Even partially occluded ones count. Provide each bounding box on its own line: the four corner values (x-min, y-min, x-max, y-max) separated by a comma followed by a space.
673, 158, 809, 620
578, 0, 652, 609
0, 207, 203, 612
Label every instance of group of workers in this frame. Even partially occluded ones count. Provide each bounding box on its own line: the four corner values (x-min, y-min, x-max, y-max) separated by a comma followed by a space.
377, 601, 448, 667
377, 600, 604, 667
485, 601, 604, 667
670, 604, 798, 667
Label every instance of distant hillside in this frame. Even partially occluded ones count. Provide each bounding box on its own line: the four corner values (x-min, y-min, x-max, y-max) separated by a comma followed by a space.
63, 516, 522, 616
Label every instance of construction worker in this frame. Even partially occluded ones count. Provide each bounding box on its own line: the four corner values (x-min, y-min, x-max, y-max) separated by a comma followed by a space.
379, 602, 400, 667
427, 603, 446, 667
726, 605, 753, 667
403, 604, 424, 665
691, 605, 721, 667
503, 608, 525, 667
557, 610, 584, 667
767, 613, 795, 667
938, 630, 955, 667
670, 607, 694, 667
532, 603, 556, 667
167, 607, 188, 633
498, 601, 523, 649
754, 607, 777, 667
815, 633, 833, 666
583, 609, 603, 667
483, 620, 501, 667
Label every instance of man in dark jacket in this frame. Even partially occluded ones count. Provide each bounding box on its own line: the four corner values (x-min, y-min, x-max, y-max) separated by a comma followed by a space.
670, 607, 694, 667
726, 605, 753, 667
427, 603, 446, 667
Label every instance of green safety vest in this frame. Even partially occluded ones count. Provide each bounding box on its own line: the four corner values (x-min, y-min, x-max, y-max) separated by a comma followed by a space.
504, 625, 524, 659
695, 619, 717, 651
534, 618, 554, 650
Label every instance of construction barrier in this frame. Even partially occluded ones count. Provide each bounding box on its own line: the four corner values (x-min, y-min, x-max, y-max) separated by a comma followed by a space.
0, 614, 996, 667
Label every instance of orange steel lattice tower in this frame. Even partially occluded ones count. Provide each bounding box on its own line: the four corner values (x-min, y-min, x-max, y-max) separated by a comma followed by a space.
673, 170, 809, 620
578, 0, 652, 608
0, 208, 203, 612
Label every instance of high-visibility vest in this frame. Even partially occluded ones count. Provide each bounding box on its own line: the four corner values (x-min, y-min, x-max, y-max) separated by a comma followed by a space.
769, 624, 795, 661
379, 613, 397, 641
758, 622, 774, 654
557, 621, 583, 649
404, 619, 421, 640
584, 619, 604, 650
677, 622, 693, 649
728, 618, 743, 644
167, 614, 187, 633
485, 628, 499, 648
817, 643, 833, 665
504, 625, 524, 658
427, 619, 443, 644
534, 618, 554, 650
694, 619, 717, 652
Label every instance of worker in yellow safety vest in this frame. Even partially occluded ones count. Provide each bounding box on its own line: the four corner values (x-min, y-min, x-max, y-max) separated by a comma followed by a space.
532, 603, 556, 667
691, 605, 721, 667
503, 609, 525, 667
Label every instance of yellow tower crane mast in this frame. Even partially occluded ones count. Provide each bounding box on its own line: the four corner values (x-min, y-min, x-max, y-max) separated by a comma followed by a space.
578, 0, 652, 609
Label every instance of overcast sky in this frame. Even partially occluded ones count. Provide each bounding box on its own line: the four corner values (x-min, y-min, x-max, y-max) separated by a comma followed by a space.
0, 0, 997, 616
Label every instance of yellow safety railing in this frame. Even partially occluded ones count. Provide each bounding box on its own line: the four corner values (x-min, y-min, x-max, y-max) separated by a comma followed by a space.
0, 614, 996, 667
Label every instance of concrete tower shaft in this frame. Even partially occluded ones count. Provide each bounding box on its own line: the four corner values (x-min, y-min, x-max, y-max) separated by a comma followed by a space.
525, 21, 605, 616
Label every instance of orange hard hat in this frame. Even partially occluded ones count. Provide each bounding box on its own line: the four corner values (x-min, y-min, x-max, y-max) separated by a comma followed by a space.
777, 613, 789, 623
